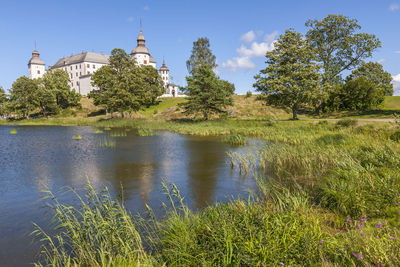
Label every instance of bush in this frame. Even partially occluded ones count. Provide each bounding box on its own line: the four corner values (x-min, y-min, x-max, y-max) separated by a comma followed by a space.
390, 131, 400, 142
245, 91, 252, 98
336, 119, 358, 127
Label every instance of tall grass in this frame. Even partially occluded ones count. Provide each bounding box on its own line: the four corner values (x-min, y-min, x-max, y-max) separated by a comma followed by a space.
32, 184, 154, 266
32, 120, 400, 266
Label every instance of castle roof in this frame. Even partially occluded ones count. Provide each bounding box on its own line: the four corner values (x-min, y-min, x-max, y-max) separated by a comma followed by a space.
51, 52, 109, 69
149, 55, 156, 63
159, 60, 169, 71
131, 29, 150, 55
28, 49, 45, 66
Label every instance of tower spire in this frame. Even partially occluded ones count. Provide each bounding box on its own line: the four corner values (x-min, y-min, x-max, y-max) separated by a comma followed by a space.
140, 19, 142, 32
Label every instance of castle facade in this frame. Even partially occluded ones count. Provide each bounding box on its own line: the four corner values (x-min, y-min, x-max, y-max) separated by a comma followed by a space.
28, 29, 181, 97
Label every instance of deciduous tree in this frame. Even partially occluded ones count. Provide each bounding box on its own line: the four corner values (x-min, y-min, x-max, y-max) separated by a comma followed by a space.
348, 62, 393, 96
90, 48, 164, 116
328, 77, 385, 111
9, 76, 40, 118
254, 29, 321, 120
42, 70, 81, 109
305, 14, 381, 110
0, 87, 8, 116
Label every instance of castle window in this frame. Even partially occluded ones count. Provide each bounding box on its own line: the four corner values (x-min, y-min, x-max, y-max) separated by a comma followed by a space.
93, 64, 95, 69
76, 72, 78, 77
76, 65, 78, 69
76, 81, 79, 86
144, 60, 147, 64
87, 64, 90, 68
70, 66, 72, 70
37, 70, 40, 74
88, 71, 90, 74
70, 74, 73, 78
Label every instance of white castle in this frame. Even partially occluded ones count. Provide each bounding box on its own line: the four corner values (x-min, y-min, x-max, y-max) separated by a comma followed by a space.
28, 29, 181, 97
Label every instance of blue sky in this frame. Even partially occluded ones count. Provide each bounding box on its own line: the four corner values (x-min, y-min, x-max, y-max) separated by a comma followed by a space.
0, 0, 399, 94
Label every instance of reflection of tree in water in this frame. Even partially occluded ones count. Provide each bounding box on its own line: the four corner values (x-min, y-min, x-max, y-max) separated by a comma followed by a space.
185, 138, 225, 208
112, 162, 157, 205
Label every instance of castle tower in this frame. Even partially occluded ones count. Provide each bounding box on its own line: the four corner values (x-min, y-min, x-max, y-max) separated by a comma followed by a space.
28, 46, 45, 79
159, 59, 169, 87
130, 27, 151, 66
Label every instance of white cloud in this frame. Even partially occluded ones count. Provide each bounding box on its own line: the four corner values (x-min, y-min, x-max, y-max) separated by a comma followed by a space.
393, 74, 400, 95
389, 3, 399, 11
240, 31, 256, 44
221, 57, 256, 72
222, 31, 278, 72
378, 58, 386, 64
126, 17, 134, 23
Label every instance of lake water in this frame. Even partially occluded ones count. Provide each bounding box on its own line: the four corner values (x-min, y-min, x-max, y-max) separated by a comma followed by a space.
0, 125, 257, 266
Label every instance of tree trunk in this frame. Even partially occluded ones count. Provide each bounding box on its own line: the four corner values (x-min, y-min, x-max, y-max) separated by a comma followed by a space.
203, 111, 208, 120
292, 107, 298, 120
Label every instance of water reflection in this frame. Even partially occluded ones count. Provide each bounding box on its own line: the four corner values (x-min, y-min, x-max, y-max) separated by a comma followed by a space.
0, 126, 257, 267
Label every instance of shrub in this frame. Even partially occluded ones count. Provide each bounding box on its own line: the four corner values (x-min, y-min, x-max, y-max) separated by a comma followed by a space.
390, 131, 400, 142
336, 119, 357, 127
245, 91, 252, 98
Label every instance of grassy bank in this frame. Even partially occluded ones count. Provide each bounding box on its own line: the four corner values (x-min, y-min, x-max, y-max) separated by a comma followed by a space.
32, 119, 400, 266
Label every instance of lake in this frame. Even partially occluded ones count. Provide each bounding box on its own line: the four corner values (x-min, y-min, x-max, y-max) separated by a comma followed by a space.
0, 125, 258, 266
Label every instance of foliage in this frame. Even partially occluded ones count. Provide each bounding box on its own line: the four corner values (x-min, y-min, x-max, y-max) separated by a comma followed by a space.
9, 76, 40, 118
186, 37, 217, 75
328, 77, 385, 111
254, 29, 322, 120
90, 49, 164, 116
305, 14, 381, 112
349, 62, 394, 96
42, 69, 81, 109
245, 90, 252, 98
305, 14, 381, 87
0, 87, 8, 116
336, 119, 358, 127
180, 65, 235, 120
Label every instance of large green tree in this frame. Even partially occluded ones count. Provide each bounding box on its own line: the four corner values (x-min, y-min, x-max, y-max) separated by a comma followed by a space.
254, 29, 322, 120
305, 14, 381, 110
186, 37, 217, 75
42, 69, 81, 109
180, 64, 235, 120
9, 76, 40, 118
328, 77, 385, 111
0, 87, 8, 116
348, 62, 393, 96
90, 48, 164, 116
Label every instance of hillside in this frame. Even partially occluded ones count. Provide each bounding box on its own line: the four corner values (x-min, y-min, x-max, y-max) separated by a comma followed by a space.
24, 95, 400, 122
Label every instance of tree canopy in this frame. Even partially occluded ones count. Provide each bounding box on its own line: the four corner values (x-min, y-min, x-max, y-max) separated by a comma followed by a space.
90, 48, 164, 116
306, 14, 381, 86
180, 64, 235, 120
254, 29, 322, 120
9, 76, 41, 118
186, 37, 217, 75
42, 69, 81, 109
327, 77, 385, 111
348, 62, 393, 96
0, 87, 8, 116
